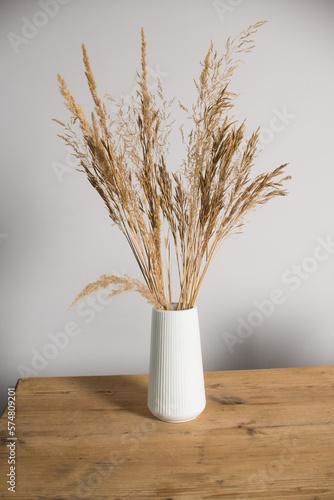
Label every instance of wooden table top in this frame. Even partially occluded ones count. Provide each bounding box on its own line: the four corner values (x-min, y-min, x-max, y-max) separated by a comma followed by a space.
0, 365, 333, 499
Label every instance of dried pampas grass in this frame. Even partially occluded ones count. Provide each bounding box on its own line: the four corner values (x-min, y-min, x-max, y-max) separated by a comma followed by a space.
55, 21, 289, 311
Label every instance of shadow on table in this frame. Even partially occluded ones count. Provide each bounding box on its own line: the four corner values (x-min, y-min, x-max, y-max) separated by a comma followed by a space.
71, 373, 155, 420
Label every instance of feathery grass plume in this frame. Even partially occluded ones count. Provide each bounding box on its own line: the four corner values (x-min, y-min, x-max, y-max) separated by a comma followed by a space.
70, 274, 161, 310
55, 21, 290, 311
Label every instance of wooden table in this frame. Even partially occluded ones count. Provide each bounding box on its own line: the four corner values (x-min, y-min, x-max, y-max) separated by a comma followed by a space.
0, 366, 333, 499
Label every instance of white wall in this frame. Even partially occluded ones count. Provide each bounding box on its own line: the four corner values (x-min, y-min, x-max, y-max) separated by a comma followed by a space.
1, 0, 334, 413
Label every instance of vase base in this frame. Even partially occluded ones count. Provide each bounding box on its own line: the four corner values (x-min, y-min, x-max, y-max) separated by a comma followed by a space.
149, 402, 206, 423
155, 416, 198, 423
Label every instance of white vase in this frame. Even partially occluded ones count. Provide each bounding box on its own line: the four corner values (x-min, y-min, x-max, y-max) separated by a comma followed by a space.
147, 306, 206, 423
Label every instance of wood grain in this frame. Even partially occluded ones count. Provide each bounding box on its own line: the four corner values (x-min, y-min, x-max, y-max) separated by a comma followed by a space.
0, 366, 333, 499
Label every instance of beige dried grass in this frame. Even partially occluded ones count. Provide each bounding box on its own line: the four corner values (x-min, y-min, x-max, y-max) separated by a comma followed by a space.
55, 21, 290, 311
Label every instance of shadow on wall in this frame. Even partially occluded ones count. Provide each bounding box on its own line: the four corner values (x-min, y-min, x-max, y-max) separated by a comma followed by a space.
205, 314, 331, 372
0, 387, 8, 418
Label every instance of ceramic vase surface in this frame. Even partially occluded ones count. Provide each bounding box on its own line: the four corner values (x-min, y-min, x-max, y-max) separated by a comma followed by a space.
147, 306, 206, 423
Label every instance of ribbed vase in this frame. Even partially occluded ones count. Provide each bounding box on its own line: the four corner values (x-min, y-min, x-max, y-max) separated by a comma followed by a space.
147, 306, 206, 423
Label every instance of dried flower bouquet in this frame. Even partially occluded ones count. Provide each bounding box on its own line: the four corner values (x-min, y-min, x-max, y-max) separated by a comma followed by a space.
55, 21, 289, 311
